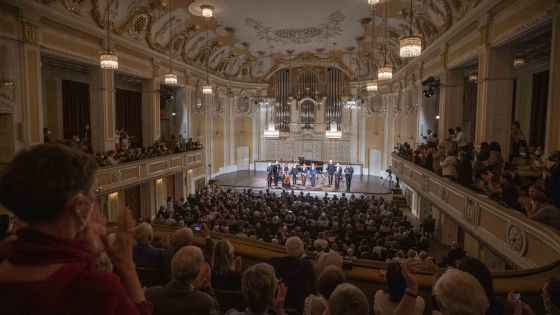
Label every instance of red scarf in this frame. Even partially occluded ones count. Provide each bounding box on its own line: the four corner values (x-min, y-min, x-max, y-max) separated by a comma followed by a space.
6, 228, 94, 265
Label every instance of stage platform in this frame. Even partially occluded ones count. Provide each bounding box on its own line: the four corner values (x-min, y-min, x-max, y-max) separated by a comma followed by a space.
212, 171, 393, 195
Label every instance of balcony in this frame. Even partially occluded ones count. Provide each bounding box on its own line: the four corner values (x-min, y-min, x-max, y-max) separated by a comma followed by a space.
391, 153, 560, 269
96, 149, 205, 194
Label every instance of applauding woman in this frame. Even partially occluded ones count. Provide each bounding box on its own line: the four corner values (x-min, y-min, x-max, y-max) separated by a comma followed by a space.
0, 144, 151, 314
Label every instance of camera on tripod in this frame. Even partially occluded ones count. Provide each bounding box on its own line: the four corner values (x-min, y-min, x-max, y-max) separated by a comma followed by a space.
386, 168, 392, 174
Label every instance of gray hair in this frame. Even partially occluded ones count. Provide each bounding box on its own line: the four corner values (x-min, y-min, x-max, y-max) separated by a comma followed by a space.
285, 236, 305, 258
172, 227, 193, 250
242, 263, 278, 313
133, 223, 153, 246
328, 283, 369, 315
171, 246, 203, 283
434, 268, 489, 315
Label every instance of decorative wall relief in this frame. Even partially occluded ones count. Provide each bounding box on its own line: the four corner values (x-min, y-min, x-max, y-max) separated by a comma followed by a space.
191, 84, 205, 114
0, 43, 16, 112
464, 197, 480, 226
439, 186, 449, 203
507, 223, 527, 255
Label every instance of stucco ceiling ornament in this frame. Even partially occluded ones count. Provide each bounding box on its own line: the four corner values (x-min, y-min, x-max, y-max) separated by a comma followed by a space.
365, 93, 386, 117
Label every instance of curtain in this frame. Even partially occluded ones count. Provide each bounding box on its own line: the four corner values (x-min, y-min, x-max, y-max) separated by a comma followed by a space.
530, 71, 549, 147
115, 88, 143, 147
62, 80, 90, 140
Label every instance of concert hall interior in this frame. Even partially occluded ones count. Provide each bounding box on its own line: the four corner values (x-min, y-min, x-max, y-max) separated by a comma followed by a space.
1, 0, 560, 314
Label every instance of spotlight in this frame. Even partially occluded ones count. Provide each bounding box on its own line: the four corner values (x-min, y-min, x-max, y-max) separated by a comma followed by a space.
436, 115, 440, 120
423, 87, 434, 98
421, 76, 435, 86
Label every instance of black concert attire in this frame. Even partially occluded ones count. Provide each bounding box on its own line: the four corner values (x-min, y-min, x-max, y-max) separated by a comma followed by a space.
290, 166, 299, 186
266, 165, 273, 188
345, 166, 354, 192
327, 163, 336, 185
272, 163, 279, 186
335, 166, 343, 189
309, 167, 317, 188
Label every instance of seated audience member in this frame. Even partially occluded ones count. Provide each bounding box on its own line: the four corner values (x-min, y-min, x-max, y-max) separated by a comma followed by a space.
325, 283, 370, 315
225, 263, 287, 315
0, 144, 151, 314
268, 236, 316, 313
487, 142, 504, 176
527, 192, 560, 229
432, 142, 446, 176
374, 262, 425, 315
304, 266, 347, 315
455, 151, 473, 187
459, 257, 506, 315
133, 223, 165, 270
508, 276, 560, 315
434, 269, 489, 315
163, 227, 194, 280
146, 246, 218, 315
211, 239, 243, 291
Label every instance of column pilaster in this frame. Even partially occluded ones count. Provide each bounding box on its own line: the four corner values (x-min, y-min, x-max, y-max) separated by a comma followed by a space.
141, 63, 161, 147
546, 14, 560, 153
89, 67, 115, 152
21, 17, 43, 146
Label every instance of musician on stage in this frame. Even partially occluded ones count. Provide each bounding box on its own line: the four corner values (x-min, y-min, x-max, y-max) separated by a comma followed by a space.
335, 163, 343, 189
272, 160, 280, 187
290, 164, 299, 186
326, 160, 335, 186
310, 163, 317, 188
345, 164, 354, 192
301, 165, 308, 187
266, 162, 273, 189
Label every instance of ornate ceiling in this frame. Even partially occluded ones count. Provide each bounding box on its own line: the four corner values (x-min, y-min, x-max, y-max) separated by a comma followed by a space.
39, 0, 483, 83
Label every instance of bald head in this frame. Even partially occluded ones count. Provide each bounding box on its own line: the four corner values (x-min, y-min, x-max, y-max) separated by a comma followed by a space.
171, 246, 204, 283
173, 227, 194, 250
133, 223, 153, 246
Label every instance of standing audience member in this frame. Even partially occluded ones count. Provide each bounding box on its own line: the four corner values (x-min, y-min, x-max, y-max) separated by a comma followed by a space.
374, 262, 425, 315
508, 277, 560, 315
225, 263, 288, 315
304, 266, 347, 315
133, 223, 165, 270
433, 269, 489, 315
432, 142, 446, 176
163, 228, 194, 281
455, 151, 473, 186
211, 240, 243, 291
146, 246, 219, 315
325, 283, 370, 315
459, 257, 506, 315
453, 127, 468, 154
440, 149, 457, 180
0, 144, 152, 314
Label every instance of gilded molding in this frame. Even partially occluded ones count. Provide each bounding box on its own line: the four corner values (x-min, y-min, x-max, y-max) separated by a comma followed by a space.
507, 223, 527, 256
22, 21, 39, 44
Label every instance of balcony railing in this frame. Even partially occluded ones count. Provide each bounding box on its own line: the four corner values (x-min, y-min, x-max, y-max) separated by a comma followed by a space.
391, 153, 560, 269
96, 149, 205, 194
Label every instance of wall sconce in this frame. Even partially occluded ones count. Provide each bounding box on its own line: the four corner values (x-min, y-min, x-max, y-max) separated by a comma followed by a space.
108, 192, 118, 200
1, 80, 14, 89
156, 178, 163, 184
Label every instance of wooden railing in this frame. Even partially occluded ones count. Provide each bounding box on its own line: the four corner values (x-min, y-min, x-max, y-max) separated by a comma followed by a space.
391, 153, 560, 270
96, 149, 205, 195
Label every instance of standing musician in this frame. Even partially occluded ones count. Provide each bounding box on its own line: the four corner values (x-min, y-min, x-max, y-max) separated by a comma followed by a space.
266, 162, 273, 189
282, 163, 291, 188
326, 160, 336, 186
335, 163, 343, 189
345, 164, 354, 192
272, 160, 280, 187
301, 165, 308, 187
310, 163, 317, 188
290, 164, 299, 186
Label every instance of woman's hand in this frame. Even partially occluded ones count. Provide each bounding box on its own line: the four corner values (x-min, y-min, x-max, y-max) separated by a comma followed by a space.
507, 291, 524, 315
272, 282, 288, 315
192, 262, 212, 290
234, 256, 242, 272
103, 207, 135, 271
77, 205, 106, 257
401, 259, 420, 294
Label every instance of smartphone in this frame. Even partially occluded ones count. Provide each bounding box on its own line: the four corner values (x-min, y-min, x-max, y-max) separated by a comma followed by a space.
194, 225, 201, 232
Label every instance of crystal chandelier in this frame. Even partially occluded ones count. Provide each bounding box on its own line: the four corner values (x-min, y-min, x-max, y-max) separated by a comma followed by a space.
100, 1, 118, 69
202, 6, 212, 95
263, 122, 279, 138
378, 66, 393, 80
201, 5, 214, 18
325, 121, 342, 139
368, 0, 379, 4
399, 0, 422, 58
379, 1, 392, 80
164, 2, 177, 85
367, 82, 378, 92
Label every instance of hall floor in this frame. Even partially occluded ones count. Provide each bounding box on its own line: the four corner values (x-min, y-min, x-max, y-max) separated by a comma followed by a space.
212, 170, 393, 195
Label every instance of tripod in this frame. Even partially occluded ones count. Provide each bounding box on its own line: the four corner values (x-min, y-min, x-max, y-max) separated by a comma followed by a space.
382, 172, 394, 188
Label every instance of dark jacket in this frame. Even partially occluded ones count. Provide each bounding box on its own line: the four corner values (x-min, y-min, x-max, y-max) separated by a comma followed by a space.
267, 256, 316, 312
146, 280, 219, 315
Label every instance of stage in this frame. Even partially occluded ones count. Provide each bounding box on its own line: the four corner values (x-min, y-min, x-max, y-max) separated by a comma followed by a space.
212, 171, 393, 195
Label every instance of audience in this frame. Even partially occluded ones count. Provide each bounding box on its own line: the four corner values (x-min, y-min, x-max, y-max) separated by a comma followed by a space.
133, 223, 166, 270
146, 246, 219, 315
0, 144, 151, 314
508, 277, 560, 315
459, 257, 506, 315
163, 227, 194, 280
225, 263, 287, 315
